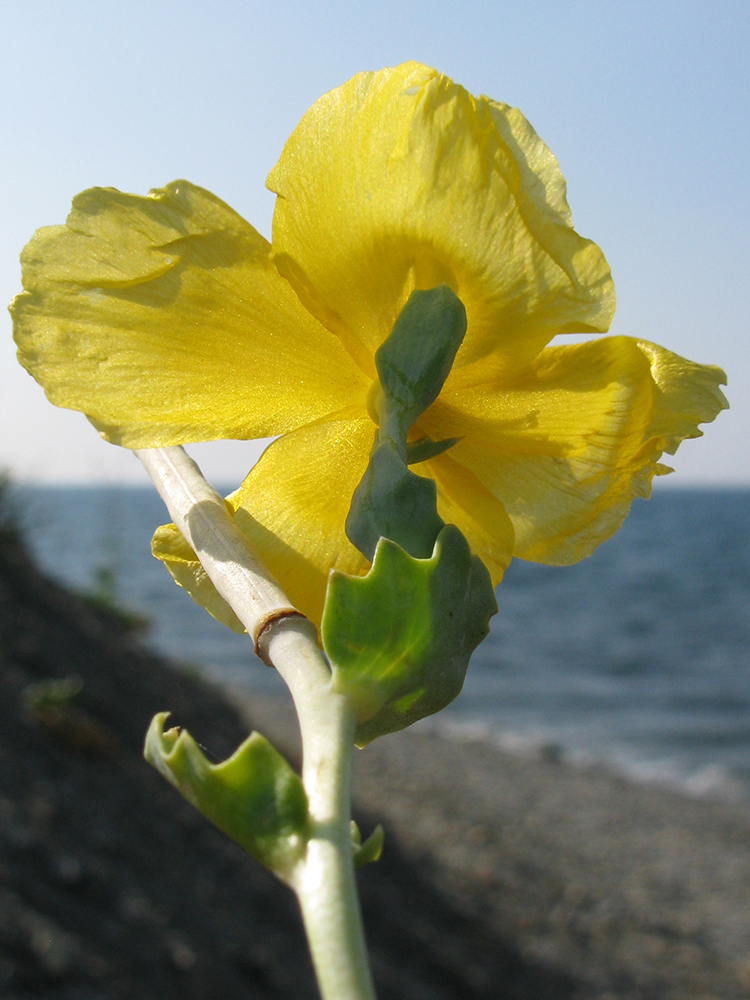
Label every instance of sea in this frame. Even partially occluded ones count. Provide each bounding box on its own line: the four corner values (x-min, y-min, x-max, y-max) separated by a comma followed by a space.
15, 485, 750, 802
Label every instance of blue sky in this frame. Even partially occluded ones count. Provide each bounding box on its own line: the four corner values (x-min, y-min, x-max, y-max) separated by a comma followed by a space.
1, 0, 747, 485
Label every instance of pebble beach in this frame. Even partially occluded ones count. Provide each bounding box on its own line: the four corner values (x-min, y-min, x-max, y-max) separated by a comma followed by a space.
2, 518, 750, 999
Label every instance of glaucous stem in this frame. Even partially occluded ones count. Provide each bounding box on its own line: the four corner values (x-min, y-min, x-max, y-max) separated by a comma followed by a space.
264, 620, 375, 1000
136, 446, 376, 1000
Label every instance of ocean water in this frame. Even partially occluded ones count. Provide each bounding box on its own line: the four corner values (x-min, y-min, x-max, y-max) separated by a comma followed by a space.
16, 485, 750, 800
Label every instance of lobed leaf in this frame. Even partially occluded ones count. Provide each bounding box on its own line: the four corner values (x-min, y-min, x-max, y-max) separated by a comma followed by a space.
322, 526, 497, 746
145, 713, 309, 882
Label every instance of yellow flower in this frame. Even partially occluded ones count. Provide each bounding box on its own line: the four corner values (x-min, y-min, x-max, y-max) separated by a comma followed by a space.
11, 62, 727, 629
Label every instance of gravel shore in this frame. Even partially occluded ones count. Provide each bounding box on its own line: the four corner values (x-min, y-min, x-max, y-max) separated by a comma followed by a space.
242, 692, 750, 1000
2, 519, 749, 998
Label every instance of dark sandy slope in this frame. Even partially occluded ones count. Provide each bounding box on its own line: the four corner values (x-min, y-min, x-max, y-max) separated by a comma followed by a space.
1, 517, 749, 999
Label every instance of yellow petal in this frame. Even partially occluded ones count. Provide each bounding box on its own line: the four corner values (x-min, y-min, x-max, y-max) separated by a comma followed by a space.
12, 181, 368, 447
409, 451, 515, 587
153, 415, 373, 629
421, 336, 728, 563
268, 62, 614, 379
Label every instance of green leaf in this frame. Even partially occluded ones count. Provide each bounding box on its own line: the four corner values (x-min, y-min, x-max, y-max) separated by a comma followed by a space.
405, 435, 463, 465
322, 526, 497, 746
346, 285, 466, 563
145, 713, 309, 882
350, 820, 385, 869
375, 285, 466, 438
346, 437, 444, 561
337, 286, 496, 744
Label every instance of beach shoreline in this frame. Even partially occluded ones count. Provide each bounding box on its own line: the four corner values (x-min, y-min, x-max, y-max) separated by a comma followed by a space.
234, 688, 750, 999
2, 520, 750, 998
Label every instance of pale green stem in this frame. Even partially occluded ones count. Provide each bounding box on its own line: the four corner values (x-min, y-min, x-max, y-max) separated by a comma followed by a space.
136, 446, 376, 1000
264, 620, 375, 1000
